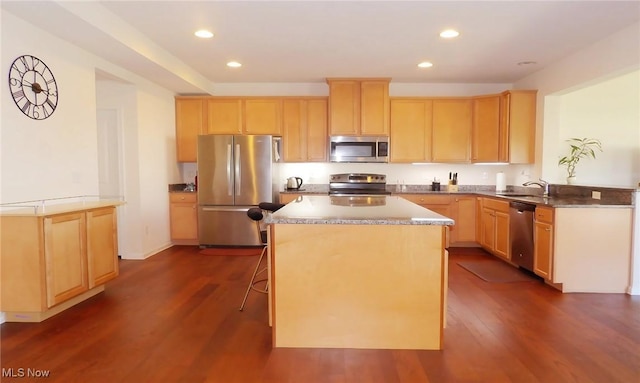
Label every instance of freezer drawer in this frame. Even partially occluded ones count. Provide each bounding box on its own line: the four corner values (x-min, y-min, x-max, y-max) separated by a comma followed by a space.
198, 206, 261, 246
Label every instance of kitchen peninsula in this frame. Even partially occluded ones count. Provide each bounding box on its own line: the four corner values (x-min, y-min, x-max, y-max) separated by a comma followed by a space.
266, 195, 454, 350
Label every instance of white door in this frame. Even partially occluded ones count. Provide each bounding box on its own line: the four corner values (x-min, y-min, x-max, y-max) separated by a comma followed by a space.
96, 108, 124, 255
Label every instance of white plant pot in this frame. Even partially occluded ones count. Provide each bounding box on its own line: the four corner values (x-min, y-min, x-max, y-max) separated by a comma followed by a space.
566, 176, 577, 185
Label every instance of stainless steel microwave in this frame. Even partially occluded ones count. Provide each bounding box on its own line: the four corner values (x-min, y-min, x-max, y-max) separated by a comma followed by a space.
329, 136, 389, 163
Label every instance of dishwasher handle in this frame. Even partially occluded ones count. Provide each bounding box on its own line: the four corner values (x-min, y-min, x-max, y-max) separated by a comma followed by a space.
509, 201, 536, 212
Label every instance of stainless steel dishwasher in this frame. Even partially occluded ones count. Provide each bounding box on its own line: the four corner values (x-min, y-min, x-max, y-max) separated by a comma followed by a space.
509, 201, 536, 272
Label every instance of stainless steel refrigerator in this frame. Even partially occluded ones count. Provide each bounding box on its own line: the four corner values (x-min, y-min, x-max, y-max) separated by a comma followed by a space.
197, 134, 280, 246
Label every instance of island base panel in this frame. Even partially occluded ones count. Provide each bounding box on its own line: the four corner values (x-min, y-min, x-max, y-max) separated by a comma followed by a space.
271, 224, 445, 350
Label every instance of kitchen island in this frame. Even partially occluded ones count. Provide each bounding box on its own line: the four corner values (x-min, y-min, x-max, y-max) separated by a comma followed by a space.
265, 195, 454, 350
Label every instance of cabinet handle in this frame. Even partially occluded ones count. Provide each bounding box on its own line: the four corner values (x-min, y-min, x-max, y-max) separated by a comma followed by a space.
545, 228, 551, 232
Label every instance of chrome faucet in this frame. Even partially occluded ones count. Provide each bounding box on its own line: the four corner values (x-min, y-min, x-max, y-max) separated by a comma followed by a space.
523, 179, 550, 197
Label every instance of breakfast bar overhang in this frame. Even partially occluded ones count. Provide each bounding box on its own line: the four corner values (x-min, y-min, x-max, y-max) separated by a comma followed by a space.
265, 195, 454, 350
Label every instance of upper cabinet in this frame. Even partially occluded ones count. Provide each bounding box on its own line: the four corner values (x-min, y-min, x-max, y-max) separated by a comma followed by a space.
282, 98, 328, 162
472, 95, 503, 163
327, 78, 390, 136
502, 90, 537, 164
389, 98, 433, 162
205, 98, 243, 135
175, 97, 206, 162
244, 98, 283, 135
206, 97, 283, 135
175, 97, 285, 162
471, 91, 536, 164
432, 98, 473, 163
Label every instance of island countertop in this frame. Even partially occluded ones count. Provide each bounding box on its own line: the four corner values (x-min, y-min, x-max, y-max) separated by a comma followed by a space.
266, 195, 454, 225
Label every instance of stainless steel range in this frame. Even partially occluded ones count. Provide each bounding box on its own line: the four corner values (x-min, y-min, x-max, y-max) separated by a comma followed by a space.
328, 173, 390, 196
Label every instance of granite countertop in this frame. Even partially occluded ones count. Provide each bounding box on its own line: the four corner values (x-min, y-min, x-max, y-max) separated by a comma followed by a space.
265, 195, 454, 226
278, 184, 634, 207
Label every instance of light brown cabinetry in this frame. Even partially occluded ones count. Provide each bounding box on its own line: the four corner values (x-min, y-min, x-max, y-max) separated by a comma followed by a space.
1, 203, 120, 322
244, 98, 283, 135
175, 98, 206, 162
400, 194, 477, 246
389, 99, 433, 162
282, 98, 328, 162
432, 99, 473, 163
169, 192, 198, 244
205, 98, 243, 134
206, 97, 283, 135
500, 90, 537, 164
479, 198, 510, 260
175, 97, 285, 162
327, 78, 390, 136
533, 206, 554, 280
472, 95, 504, 162
450, 195, 477, 244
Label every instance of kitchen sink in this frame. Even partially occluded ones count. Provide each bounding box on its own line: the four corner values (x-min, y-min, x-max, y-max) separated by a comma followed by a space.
496, 193, 538, 197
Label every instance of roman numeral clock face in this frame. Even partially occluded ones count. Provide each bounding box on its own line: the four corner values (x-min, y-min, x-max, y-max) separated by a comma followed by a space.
8, 55, 58, 120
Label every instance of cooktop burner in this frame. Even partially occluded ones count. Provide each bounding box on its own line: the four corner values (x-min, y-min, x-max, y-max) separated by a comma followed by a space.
329, 173, 389, 195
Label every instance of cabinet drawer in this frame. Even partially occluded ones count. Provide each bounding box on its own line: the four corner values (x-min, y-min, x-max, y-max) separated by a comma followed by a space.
400, 194, 451, 205
482, 198, 509, 213
170, 193, 197, 203
535, 207, 554, 224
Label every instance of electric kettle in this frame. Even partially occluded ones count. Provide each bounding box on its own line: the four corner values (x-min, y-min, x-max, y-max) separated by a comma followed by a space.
286, 177, 303, 190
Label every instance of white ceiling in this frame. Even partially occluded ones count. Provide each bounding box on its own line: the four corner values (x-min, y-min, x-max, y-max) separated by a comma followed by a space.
3, 1, 640, 94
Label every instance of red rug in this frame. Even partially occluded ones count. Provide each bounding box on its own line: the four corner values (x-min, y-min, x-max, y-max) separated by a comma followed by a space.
199, 247, 264, 256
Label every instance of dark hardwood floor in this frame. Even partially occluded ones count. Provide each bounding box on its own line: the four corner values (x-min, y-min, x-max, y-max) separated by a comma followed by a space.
1, 246, 639, 383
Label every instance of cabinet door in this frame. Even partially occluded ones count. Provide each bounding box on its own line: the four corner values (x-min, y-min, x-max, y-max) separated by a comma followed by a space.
480, 208, 495, 250
472, 95, 501, 162
244, 98, 282, 135
494, 211, 510, 260
533, 221, 553, 279
282, 100, 306, 162
44, 212, 88, 308
175, 98, 205, 162
451, 196, 477, 244
503, 90, 536, 164
390, 99, 433, 162
328, 80, 360, 135
87, 207, 119, 288
170, 193, 198, 240
206, 98, 243, 134
432, 99, 472, 162
306, 99, 328, 161
282, 99, 328, 162
360, 80, 390, 135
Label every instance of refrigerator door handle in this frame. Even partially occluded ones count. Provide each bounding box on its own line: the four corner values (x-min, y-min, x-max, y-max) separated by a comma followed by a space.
226, 144, 233, 196
235, 143, 241, 195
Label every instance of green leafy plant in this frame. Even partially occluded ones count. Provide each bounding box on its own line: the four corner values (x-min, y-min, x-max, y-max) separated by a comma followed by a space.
558, 137, 603, 178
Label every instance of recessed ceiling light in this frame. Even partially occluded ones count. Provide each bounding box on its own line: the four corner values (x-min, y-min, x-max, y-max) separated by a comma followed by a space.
227, 61, 242, 68
439, 29, 459, 38
194, 30, 214, 38
517, 61, 538, 66
418, 62, 433, 68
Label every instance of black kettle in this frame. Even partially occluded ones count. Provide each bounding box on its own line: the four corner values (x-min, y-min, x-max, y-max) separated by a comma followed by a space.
286, 177, 303, 190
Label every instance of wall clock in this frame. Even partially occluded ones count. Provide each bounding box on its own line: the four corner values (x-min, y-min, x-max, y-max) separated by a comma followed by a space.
8, 54, 59, 120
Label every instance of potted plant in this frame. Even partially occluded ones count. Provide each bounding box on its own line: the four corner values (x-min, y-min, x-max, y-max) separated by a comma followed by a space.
558, 137, 602, 184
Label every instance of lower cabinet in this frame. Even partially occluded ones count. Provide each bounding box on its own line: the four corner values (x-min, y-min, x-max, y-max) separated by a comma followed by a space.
398, 194, 477, 247
533, 206, 554, 280
479, 197, 510, 260
450, 195, 477, 244
1, 204, 120, 322
169, 192, 198, 244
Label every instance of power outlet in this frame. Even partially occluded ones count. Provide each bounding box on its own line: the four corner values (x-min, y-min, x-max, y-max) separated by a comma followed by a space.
592, 191, 601, 200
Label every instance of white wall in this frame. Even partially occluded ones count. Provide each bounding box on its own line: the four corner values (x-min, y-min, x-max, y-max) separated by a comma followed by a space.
1, 10, 178, 259
515, 22, 640, 187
